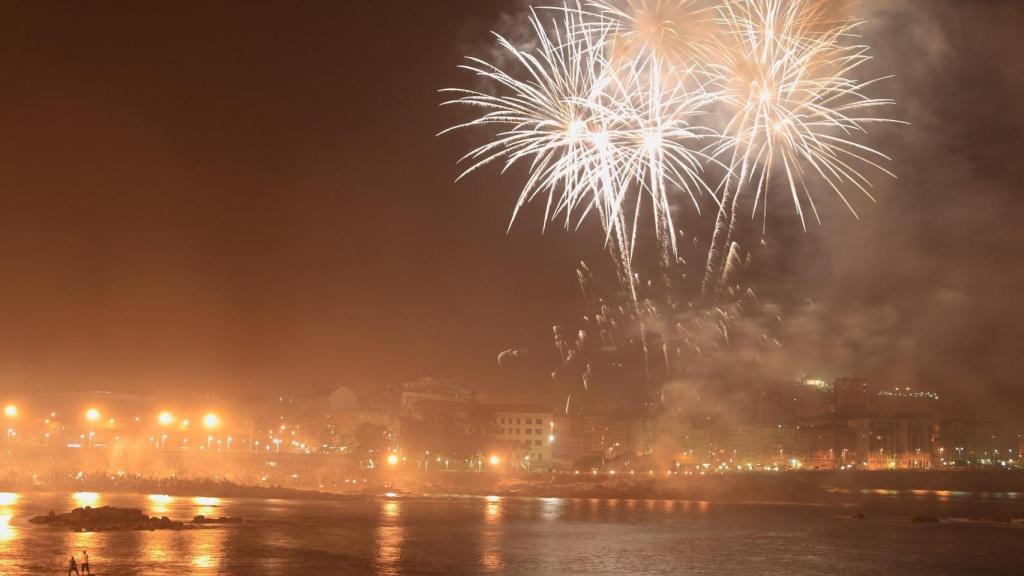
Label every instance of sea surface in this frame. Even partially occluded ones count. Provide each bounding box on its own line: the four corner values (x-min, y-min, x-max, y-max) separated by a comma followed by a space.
0, 489, 1022, 575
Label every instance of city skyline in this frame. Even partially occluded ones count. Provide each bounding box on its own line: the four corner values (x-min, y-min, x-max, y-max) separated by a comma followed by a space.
1, 3, 1023, 574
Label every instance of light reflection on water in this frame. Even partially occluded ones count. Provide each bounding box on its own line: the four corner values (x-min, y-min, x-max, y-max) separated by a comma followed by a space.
189, 520, 227, 572
64, 528, 99, 553
71, 492, 101, 508
540, 497, 562, 521
143, 530, 174, 564
147, 494, 174, 516
0, 492, 18, 543
0, 491, 1021, 575
0, 513, 16, 542
375, 499, 403, 575
192, 496, 222, 519
480, 496, 503, 573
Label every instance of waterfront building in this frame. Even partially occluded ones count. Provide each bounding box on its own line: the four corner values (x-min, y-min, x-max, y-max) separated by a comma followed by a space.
935, 419, 1003, 465
794, 422, 842, 469
834, 377, 870, 414
722, 422, 797, 467
847, 417, 933, 469
487, 404, 554, 469
389, 377, 473, 420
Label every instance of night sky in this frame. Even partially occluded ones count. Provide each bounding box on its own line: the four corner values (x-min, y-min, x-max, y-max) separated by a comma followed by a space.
0, 1, 1021, 416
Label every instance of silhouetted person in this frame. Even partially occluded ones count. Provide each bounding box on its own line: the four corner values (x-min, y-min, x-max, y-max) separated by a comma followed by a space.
81, 550, 91, 575
67, 556, 79, 576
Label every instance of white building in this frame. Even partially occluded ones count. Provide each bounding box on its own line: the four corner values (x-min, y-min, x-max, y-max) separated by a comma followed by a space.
488, 404, 554, 470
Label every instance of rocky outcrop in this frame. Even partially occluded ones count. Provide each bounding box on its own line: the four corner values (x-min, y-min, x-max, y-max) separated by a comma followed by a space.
192, 514, 243, 525
29, 506, 241, 532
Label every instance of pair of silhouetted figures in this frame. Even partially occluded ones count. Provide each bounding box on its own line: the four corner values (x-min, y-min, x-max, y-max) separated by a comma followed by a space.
67, 550, 91, 575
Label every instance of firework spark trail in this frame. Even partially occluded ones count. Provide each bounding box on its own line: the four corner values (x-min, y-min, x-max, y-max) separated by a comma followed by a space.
551, 255, 780, 410
701, 0, 901, 294
444, 0, 900, 301
577, 0, 722, 72
440, 7, 612, 227
442, 2, 720, 300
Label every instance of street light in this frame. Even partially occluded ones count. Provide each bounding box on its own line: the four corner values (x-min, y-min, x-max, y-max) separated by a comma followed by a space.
488, 454, 501, 467
85, 408, 101, 423
158, 411, 175, 426
202, 413, 220, 429
3, 405, 16, 418
386, 453, 399, 466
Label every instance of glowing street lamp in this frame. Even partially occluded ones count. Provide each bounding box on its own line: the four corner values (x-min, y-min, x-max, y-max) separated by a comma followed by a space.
3, 405, 16, 418
386, 453, 399, 466
158, 411, 175, 426
488, 454, 501, 467
202, 413, 220, 429
85, 408, 101, 423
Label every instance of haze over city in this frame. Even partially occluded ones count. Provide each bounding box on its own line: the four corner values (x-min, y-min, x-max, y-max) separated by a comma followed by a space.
0, 1, 1019, 417
1, 1, 1022, 575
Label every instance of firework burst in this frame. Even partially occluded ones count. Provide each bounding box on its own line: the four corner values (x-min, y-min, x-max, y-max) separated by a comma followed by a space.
443, 0, 900, 300
442, 4, 719, 297
701, 0, 901, 294
579, 0, 721, 71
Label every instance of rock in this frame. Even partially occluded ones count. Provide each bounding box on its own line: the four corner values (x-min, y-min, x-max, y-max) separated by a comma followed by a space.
29, 506, 184, 532
192, 515, 242, 524
29, 505, 241, 532
29, 510, 58, 524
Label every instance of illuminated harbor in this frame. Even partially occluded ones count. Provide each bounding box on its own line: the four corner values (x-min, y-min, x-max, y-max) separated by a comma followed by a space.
0, 0, 1020, 574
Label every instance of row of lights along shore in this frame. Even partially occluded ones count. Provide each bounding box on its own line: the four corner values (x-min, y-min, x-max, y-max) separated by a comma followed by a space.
4, 403, 220, 429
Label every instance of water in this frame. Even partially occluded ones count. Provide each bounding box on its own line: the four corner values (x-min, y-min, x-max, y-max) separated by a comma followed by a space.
1, 490, 1022, 575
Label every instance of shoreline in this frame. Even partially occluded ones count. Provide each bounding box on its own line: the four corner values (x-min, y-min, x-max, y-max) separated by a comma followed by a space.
3, 469, 1020, 504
